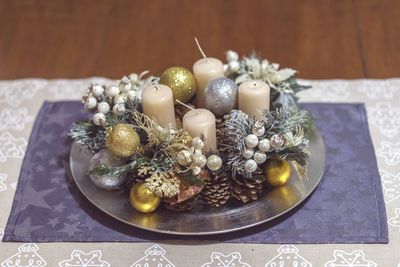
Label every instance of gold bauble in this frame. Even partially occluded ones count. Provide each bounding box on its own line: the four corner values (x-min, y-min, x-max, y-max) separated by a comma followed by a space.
263, 158, 291, 186
106, 123, 140, 158
160, 66, 197, 103
129, 182, 161, 213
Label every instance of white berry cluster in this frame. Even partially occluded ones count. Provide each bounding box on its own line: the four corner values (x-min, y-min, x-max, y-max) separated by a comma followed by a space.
242, 121, 284, 173
223, 50, 240, 76
177, 137, 223, 175
82, 71, 159, 126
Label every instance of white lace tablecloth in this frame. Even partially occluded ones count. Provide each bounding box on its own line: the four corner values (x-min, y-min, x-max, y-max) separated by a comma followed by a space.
0, 78, 399, 266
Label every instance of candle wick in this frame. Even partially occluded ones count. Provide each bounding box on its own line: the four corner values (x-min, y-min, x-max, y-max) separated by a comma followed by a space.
253, 82, 257, 87
154, 86, 158, 91
176, 99, 194, 110
194, 37, 208, 63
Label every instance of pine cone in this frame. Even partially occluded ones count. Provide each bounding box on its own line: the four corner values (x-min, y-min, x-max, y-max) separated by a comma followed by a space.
231, 170, 265, 203
200, 170, 231, 207
164, 196, 198, 211
216, 118, 227, 152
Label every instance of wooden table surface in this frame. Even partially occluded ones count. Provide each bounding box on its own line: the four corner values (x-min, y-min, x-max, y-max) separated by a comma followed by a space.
0, 0, 399, 79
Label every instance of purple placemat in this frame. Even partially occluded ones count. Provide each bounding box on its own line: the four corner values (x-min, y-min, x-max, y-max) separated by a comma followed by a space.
3, 101, 388, 243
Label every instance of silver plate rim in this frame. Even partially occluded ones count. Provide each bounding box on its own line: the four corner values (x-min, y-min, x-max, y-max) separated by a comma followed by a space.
69, 130, 326, 235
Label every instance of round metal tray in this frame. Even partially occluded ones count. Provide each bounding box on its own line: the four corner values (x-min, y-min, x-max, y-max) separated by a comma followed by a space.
69, 129, 325, 235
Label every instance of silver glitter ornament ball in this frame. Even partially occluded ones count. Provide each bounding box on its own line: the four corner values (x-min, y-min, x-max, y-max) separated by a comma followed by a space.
89, 149, 127, 190
204, 77, 238, 117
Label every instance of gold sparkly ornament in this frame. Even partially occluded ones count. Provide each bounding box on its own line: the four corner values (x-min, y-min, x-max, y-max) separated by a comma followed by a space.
129, 182, 161, 213
160, 66, 197, 103
263, 158, 291, 186
106, 123, 140, 158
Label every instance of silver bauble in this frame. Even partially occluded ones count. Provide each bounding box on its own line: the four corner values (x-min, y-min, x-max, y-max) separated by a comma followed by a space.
89, 149, 127, 190
204, 77, 238, 117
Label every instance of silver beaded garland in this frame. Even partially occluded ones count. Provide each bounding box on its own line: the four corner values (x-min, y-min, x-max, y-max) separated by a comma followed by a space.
204, 77, 238, 117
89, 150, 127, 190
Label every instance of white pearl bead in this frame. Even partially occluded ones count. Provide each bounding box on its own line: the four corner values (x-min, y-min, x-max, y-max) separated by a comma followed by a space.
177, 150, 192, 166
242, 148, 254, 159
261, 60, 269, 71
254, 151, 267, 164
193, 154, 207, 168
192, 137, 204, 150
258, 139, 270, 152
93, 113, 106, 126
244, 159, 257, 173
228, 61, 240, 72
245, 134, 259, 148
126, 90, 136, 101
223, 64, 229, 74
112, 103, 125, 115
252, 125, 265, 137
119, 77, 132, 92
85, 96, 97, 109
91, 84, 104, 97
206, 155, 222, 171
226, 50, 239, 62
192, 166, 201, 176
97, 102, 110, 114
129, 73, 139, 84
270, 134, 284, 149
105, 85, 120, 97
114, 95, 127, 104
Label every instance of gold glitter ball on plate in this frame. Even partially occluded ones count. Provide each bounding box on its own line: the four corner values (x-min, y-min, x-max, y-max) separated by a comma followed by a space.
263, 158, 291, 186
106, 123, 140, 158
160, 66, 197, 103
129, 182, 161, 213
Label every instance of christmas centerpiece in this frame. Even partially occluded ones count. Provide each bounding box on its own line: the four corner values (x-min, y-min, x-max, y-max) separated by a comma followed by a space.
70, 40, 313, 213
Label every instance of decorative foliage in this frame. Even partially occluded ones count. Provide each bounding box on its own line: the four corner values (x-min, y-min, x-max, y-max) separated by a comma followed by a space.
70, 50, 313, 210
224, 50, 311, 109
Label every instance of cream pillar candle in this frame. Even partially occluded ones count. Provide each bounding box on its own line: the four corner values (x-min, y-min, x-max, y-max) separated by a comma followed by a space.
183, 108, 217, 152
238, 80, 270, 120
142, 84, 176, 128
193, 57, 225, 108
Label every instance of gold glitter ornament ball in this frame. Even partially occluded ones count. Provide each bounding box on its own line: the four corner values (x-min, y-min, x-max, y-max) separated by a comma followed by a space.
129, 182, 161, 213
106, 123, 140, 158
160, 66, 197, 103
263, 158, 291, 186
